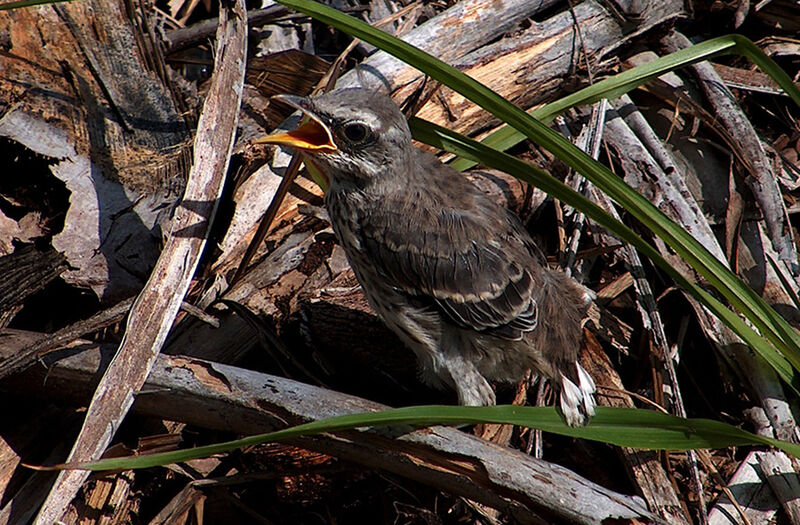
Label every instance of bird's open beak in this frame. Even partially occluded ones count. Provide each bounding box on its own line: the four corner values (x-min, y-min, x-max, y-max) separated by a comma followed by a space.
253, 94, 338, 152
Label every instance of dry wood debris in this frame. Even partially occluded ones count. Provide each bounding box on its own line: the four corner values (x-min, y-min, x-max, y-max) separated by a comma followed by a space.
1, 0, 800, 523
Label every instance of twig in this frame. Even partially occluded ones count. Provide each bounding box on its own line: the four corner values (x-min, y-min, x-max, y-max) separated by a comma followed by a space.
5, 340, 660, 525
662, 31, 798, 274
0, 297, 134, 381
231, 154, 304, 285
32, 1, 248, 521
164, 5, 291, 55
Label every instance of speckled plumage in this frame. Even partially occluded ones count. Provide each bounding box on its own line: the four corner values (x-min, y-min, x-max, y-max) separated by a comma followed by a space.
263, 88, 596, 425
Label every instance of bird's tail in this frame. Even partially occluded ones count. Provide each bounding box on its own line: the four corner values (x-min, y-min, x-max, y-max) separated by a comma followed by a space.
534, 270, 596, 426
559, 361, 596, 426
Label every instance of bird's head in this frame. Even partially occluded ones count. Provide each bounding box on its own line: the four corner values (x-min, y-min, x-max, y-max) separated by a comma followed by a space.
254, 88, 413, 188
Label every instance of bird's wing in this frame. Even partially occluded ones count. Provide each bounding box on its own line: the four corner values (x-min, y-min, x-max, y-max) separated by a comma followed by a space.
359, 171, 542, 340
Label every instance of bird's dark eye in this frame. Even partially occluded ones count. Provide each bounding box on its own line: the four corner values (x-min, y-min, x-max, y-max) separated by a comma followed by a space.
342, 122, 369, 144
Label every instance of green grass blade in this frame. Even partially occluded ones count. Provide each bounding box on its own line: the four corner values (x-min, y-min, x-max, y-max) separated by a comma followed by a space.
410, 117, 800, 393
767, 253, 800, 312
0, 0, 73, 10
450, 35, 800, 171
61, 405, 800, 471
451, 38, 740, 171
273, 0, 800, 378
732, 34, 800, 107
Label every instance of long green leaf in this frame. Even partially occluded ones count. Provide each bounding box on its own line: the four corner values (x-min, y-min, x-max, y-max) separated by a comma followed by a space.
410, 117, 800, 392
53, 119, 800, 475
0, 0, 73, 9
450, 35, 800, 171
61, 405, 800, 471
274, 0, 800, 378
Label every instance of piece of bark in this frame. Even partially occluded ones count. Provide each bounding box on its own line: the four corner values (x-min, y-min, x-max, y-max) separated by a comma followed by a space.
0, 336, 658, 525
0, 297, 133, 380
624, 63, 800, 447
66, 472, 135, 525
166, 227, 323, 366
583, 332, 691, 525
713, 63, 789, 96
662, 31, 798, 274
31, 0, 248, 521
245, 50, 331, 129
0, 1, 192, 302
753, 2, 800, 34
337, 0, 564, 92
606, 98, 727, 266
386, 0, 683, 139
147, 484, 205, 525
0, 440, 71, 525
708, 451, 780, 525
586, 304, 635, 354
603, 53, 800, 524
758, 450, 800, 523
0, 245, 67, 328
164, 4, 291, 55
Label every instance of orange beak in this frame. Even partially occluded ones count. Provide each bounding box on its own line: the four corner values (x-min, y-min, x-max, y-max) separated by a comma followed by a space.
253, 94, 337, 152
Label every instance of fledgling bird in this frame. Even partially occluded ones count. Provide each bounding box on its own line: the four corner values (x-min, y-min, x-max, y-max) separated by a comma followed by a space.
256, 88, 596, 426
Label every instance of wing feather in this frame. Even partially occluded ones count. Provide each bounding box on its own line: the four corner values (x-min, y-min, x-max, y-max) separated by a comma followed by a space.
358, 158, 543, 340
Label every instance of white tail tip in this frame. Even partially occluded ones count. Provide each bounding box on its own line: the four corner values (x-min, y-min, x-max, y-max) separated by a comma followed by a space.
559, 363, 597, 426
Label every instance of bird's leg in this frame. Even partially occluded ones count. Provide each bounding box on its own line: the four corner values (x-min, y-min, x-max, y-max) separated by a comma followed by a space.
455, 371, 496, 406
438, 352, 496, 406
427, 327, 496, 406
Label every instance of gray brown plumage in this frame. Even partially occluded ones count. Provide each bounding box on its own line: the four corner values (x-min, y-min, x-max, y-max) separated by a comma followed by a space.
256, 88, 596, 425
